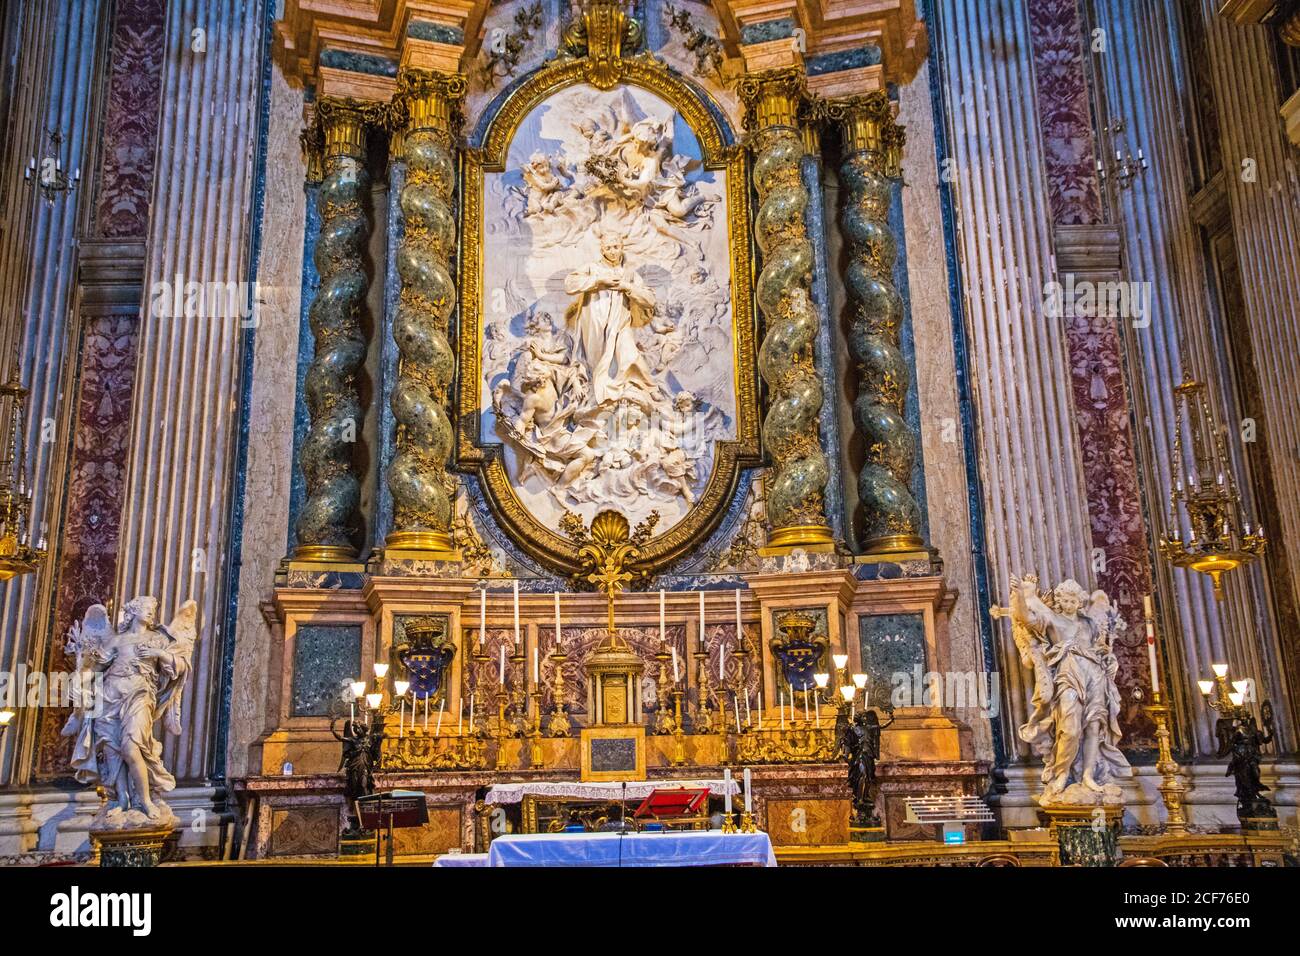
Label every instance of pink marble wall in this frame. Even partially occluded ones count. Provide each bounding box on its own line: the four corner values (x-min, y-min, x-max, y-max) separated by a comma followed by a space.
1028, 0, 1155, 747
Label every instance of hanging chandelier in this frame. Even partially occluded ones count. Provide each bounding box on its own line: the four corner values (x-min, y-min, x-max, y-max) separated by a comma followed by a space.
0, 361, 44, 581
1157, 374, 1264, 600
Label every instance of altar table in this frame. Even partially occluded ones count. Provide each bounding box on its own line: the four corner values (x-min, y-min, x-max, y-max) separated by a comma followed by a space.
484, 829, 777, 867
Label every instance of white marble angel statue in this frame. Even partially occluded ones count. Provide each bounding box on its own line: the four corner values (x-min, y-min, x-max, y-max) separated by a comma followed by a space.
998, 575, 1130, 807
61, 596, 199, 827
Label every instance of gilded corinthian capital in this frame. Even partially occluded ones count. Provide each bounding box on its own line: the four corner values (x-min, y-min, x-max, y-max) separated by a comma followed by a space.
385, 69, 466, 556
739, 67, 834, 551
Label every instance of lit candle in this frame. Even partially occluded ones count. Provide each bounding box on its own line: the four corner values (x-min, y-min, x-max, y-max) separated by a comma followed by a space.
499, 644, 506, 685
803, 688, 810, 723
513, 580, 521, 647
723, 768, 733, 815
779, 691, 785, 730
479, 587, 487, 647
1144, 594, 1160, 695
743, 767, 752, 812
554, 591, 562, 646
698, 590, 706, 650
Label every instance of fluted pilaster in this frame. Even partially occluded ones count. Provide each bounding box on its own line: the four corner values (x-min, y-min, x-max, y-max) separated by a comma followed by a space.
384, 70, 465, 555
738, 68, 833, 550
293, 98, 379, 561
828, 93, 923, 554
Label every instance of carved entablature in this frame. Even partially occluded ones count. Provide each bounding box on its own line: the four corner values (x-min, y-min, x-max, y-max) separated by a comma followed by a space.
456, 2, 761, 576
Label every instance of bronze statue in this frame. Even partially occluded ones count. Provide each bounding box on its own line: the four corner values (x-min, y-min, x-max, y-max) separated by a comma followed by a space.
332, 713, 386, 829
1215, 701, 1276, 824
837, 706, 894, 827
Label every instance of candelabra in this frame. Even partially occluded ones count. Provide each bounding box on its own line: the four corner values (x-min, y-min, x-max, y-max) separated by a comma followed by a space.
670, 691, 686, 767
1199, 663, 1277, 831
1141, 689, 1187, 834
0, 361, 45, 582
25, 128, 80, 203
654, 649, 676, 734
693, 648, 716, 734
509, 650, 528, 737
471, 645, 492, 737
547, 647, 571, 737
1158, 375, 1265, 600
1095, 120, 1148, 190
527, 689, 545, 769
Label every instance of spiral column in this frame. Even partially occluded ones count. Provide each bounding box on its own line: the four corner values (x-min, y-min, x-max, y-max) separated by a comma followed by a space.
293, 99, 377, 561
738, 68, 833, 551
384, 70, 465, 555
829, 94, 924, 554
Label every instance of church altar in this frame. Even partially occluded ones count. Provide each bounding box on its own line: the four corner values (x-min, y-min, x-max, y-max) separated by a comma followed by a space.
483, 779, 738, 805
484, 829, 777, 868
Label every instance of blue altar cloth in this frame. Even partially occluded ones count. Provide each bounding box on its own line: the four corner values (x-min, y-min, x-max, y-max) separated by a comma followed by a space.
484, 829, 777, 867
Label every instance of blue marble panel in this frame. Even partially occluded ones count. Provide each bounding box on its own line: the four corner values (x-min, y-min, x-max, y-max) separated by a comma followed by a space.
319, 49, 398, 77
408, 20, 464, 45
740, 17, 795, 44
806, 46, 882, 76
858, 613, 927, 710
291, 624, 363, 717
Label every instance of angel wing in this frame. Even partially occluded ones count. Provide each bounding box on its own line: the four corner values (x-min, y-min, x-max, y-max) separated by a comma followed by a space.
156, 600, 200, 737
65, 603, 113, 661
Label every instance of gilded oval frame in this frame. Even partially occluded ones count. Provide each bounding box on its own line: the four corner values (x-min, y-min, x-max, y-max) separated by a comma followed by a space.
456, 53, 760, 575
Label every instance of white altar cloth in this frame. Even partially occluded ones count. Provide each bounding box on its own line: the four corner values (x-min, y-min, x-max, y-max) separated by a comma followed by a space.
484, 829, 776, 867
483, 779, 739, 805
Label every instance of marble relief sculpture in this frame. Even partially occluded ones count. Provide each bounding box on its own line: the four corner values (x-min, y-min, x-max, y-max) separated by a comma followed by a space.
997, 576, 1131, 807
61, 597, 199, 828
485, 84, 733, 528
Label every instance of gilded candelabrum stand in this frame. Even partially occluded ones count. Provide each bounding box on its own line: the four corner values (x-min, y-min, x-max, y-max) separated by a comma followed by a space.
1143, 691, 1188, 834
654, 648, 677, 735
694, 647, 716, 734
548, 647, 571, 737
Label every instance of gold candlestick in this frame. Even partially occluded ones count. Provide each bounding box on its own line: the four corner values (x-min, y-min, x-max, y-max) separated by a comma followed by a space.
548, 647, 571, 737
740, 809, 758, 833
509, 651, 528, 737
654, 650, 676, 734
493, 688, 510, 770
670, 690, 686, 766
1144, 690, 1188, 834
527, 690, 545, 769
694, 649, 715, 734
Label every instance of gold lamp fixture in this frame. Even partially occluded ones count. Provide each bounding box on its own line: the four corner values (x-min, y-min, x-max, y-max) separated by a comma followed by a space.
0, 361, 44, 581
1157, 375, 1264, 600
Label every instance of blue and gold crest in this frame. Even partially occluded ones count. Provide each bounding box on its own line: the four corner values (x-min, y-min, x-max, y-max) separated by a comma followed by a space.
770, 611, 827, 692
397, 616, 455, 702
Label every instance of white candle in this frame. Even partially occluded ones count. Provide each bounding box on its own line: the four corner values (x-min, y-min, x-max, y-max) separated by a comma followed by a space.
735, 701, 741, 734
513, 580, 521, 647
479, 587, 486, 647
499, 644, 506, 684
672, 646, 680, 683
723, 768, 733, 814
698, 590, 706, 650
659, 589, 666, 645
734, 588, 741, 643
436, 696, 445, 735
424, 695, 429, 730
554, 591, 562, 646
458, 698, 464, 736
1144, 594, 1160, 695
779, 691, 785, 730
803, 689, 810, 723
399, 698, 405, 738
719, 642, 725, 681
533, 646, 539, 684
743, 767, 752, 812
743, 691, 750, 725
469, 693, 475, 731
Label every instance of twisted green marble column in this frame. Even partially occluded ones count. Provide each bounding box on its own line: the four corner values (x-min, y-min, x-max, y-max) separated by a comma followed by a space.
385, 70, 466, 554
738, 68, 833, 551
830, 94, 923, 554
294, 99, 377, 562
